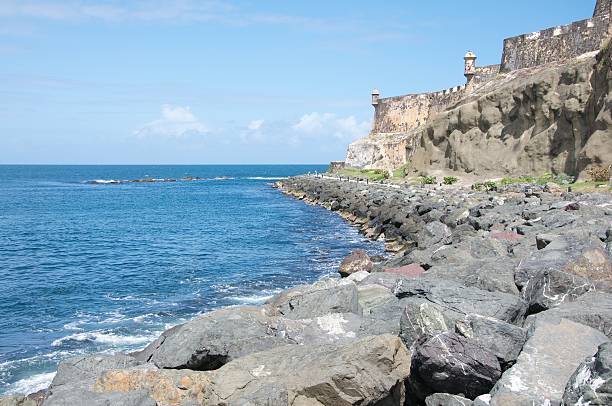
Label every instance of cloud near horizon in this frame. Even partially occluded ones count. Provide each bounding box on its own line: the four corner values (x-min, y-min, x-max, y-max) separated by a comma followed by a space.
134, 105, 208, 138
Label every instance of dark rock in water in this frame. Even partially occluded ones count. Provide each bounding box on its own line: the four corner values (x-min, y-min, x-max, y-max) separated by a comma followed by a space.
425, 393, 473, 406
134, 306, 289, 370
265, 279, 361, 319
514, 235, 612, 292
526, 291, 612, 338
411, 332, 501, 399
338, 249, 373, 277
563, 341, 612, 405
205, 334, 411, 405
455, 314, 527, 369
490, 316, 608, 405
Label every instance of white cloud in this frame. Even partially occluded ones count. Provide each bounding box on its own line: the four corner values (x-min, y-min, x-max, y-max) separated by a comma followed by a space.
134, 105, 208, 138
247, 119, 264, 131
292, 112, 370, 139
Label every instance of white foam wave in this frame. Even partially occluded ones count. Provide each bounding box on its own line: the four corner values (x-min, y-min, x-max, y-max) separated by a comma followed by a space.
7, 372, 55, 395
228, 294, 274, 304
88, 179, 121, 184
52, 331, 155, 347
245, 177, 287, 180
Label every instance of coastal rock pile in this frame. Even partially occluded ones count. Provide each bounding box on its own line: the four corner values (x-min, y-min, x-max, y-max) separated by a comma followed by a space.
2, 175, 612, 405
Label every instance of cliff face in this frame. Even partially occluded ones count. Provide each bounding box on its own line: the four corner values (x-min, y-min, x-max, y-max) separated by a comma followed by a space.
346, 45, 612, 179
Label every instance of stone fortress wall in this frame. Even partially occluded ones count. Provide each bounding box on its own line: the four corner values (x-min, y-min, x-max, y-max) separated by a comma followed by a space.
371, 85, 466, 134
366, 0, 612, 136
500, 0, 611, 72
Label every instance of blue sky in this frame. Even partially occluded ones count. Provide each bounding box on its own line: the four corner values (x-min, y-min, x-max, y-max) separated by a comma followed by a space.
0, 0, 596, 164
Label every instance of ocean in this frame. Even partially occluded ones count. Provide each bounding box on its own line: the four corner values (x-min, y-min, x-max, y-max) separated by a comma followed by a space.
0, 165, 384, 396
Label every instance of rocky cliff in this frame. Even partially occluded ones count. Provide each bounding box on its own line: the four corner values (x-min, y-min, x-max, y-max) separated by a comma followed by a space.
346, 42, 612, 179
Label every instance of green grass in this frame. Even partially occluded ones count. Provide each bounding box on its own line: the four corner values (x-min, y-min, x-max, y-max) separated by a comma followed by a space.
336, 168, 389, 181
392, 164, 411, 179
498, 172, 575, 187
569, 181, 611, 193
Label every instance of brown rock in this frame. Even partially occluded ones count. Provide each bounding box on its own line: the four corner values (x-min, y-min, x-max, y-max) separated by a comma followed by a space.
339, 249, 373, 277
94, 367, 211, 406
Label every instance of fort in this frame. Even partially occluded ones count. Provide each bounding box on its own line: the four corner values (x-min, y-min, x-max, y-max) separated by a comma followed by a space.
367, 0, 612, 137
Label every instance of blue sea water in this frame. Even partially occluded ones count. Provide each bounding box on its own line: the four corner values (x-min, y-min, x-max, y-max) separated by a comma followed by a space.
0, 165, 384, 396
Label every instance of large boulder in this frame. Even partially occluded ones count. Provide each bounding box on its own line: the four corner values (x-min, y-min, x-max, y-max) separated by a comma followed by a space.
425, 393, 472, 406
339, 249, 373, 277
43, 390, 155, 406
392, 277, 527, 325
400, 301, 450, 347
520, 268, 595, 312
0, 397, 38, 406
424, 259, 519, 295
515, 235, 611, 291
265, 279, 361, 319
563, 341, 612, 405
50, 353, 140, 390
93, 366, 211, 406
134, 306, 289, 370
489, 317, 608, 405
410, 332, 501, 399
526, 291, 612, 339
203, 334, 411, 405
455, 314, 527, 369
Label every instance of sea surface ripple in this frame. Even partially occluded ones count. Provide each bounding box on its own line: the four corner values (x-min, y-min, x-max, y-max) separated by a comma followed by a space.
0, 165, 384, 396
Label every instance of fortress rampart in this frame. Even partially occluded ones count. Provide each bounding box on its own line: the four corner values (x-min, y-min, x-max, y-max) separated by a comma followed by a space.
366, 1, 611, 137
371, 85, 466, 134
500, 14, 610, 72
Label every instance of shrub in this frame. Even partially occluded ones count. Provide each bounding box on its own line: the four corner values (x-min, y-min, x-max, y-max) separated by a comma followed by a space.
443, 176, 458, 185
418, 175, 437, 185
483, 181, 497, 191
587, 166, 610, 182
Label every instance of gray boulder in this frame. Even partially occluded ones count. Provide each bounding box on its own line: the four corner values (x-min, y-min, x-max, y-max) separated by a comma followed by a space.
529, 291, 612, 338
0, 396, 38, 406
455, 314, 527, 368
489, 317, 608, 405
134, 306, 288, 370
393, 278, 527, 325
563, 341, 612, 405
203, 334, 411, 405
521, 269, 595, 312
43, 389, 155, 406
400, 301, 451, 347
50, 353, 140, 390
425, 259, 519, 295
411, 332, 501, 399
515, 235, 611, 291
265, 278, 361, 319
338, 249, 373, 277
425, 393, 472, 406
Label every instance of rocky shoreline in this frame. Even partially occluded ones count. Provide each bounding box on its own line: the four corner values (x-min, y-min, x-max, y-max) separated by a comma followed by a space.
2, 175, 612, 406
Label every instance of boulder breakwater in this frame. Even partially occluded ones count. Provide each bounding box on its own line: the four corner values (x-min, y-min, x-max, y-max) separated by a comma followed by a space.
2, 175, 612, 405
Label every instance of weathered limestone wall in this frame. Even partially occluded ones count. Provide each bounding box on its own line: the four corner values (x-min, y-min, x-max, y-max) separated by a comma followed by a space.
474, 64, 501, 84
371, 86, 466, 134
500, 14, 610, 72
